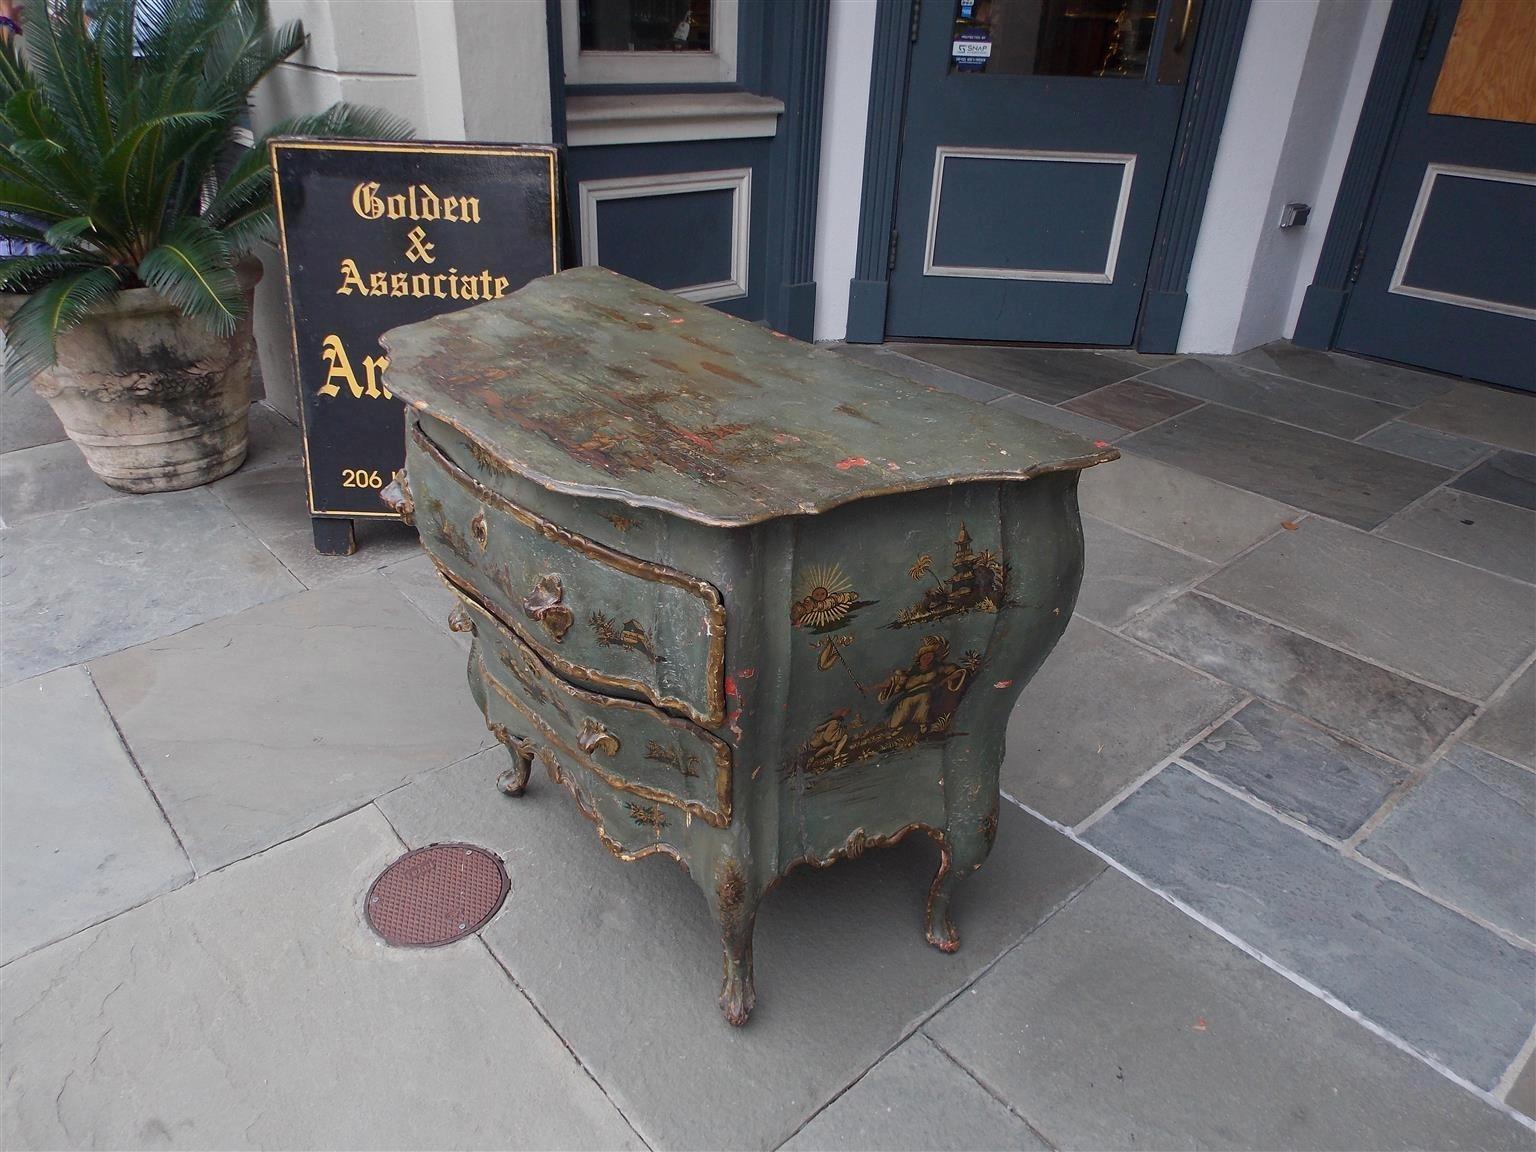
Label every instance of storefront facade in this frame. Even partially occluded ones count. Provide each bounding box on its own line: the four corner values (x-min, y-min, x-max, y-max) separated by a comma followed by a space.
253, 0, 1533, 411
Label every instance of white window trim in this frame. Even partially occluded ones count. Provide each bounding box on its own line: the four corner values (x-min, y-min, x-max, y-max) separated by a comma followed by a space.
579, 168, 752, 302
565, 92, 782, 147
562, 0, 738, 86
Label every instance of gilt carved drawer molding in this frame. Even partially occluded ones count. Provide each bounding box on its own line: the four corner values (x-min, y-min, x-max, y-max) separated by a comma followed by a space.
381, 267, 1116, 1025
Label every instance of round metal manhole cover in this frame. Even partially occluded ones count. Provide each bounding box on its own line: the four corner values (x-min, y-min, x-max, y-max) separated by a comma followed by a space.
365, 843, 509, 947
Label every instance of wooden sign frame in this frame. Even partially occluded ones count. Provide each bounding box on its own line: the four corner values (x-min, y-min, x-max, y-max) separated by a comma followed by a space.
270, 139, 562, 554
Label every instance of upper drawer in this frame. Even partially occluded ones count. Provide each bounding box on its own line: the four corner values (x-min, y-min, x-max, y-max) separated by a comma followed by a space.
406, 419, 726, 727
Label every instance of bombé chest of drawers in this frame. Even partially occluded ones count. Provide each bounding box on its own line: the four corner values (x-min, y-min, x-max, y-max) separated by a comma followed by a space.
381, 267, 1115, 1025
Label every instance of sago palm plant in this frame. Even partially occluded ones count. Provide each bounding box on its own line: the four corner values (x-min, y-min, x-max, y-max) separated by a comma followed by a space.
0, 0, 412, 386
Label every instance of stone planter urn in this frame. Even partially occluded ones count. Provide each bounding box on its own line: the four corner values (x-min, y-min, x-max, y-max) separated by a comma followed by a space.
3, 263, 260, 493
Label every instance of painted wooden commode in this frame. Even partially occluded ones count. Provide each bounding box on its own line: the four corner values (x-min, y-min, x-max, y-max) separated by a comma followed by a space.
379, 267, 1116, 1025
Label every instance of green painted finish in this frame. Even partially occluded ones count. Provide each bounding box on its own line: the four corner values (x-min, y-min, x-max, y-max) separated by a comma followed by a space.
390, 269, 1116, 1026
456, 591, 733, 828
381, 267, 1114, 527
408, 417, 725, 727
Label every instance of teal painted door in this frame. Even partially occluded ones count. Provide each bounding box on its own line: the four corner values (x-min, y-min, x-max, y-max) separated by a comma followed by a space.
1335, 0, 1535, 391
885, 0, 1202, 344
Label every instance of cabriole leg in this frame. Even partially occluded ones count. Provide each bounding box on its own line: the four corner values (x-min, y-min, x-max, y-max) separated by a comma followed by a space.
926, 738, 1003, 952
711, 856, 759, 1026
491, 725, 535, 796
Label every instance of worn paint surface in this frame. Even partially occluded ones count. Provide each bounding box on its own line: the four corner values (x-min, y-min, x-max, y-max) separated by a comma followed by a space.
381, 267, 1116, 527
391, 272, 1113, 1025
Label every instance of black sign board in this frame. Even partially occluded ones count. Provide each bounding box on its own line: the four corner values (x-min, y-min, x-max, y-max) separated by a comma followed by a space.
270, 140, 561, 553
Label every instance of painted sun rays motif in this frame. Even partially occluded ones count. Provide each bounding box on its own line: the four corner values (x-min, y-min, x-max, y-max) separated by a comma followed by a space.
790, 561, 876, 694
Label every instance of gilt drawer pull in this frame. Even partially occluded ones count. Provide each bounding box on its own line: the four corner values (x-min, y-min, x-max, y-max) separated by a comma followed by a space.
447, 603, 475, 635
577, 717, 620, 757
522, 574, 575, 642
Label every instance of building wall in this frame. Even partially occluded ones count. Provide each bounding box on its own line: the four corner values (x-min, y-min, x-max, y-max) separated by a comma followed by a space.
812, 0, 878, 342
250, 0, 552, 419
1179, 0, 1389, 354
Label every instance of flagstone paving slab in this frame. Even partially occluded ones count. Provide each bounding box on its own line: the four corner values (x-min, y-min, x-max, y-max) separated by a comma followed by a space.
1086, 767, 1536, 1089
1127, 593, 1473, 765
1120, 405, 1451, 528
925, 870, 1533, 1151
1074, 515, 1214, 629
1202, 517, 1536, 700
1467, 663, 1536, 770
1404, 381, 1536, 455
214, 461, 421, 587
1233, 341, 1456, 407
0, 438, 127, 524
1059, 378, 1202, 432
0, 381, 65, 453
1180, 699, 1406, 840
1356, 420, 1494, 470
892, 344, 1140, 404
1360, 743, 1535, 940
1078, 450, 1297, 561
381, 551, 462, 645
989, 392, 1122, 443
1, 488, 302, 686
1510, 1051, 1536, 1121
782, 1033, 1048, 1152
1377, 488, 1536, 584
0, 808, 641, 1152
1451, 449, 1536, 511
378, 748, 1105, 1151
831, 343, 1010, 404
1, 666, 190, 964
91, 572, 490, 873
1002, 617, 1243, 826
1140, 358, 1402, 438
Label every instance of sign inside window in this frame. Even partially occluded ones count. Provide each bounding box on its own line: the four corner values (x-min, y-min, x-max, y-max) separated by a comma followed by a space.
579, 0, 712, 52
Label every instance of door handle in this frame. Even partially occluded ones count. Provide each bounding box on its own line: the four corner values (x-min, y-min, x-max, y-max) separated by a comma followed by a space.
577, 718, 620, 758
1175, 0, 1194, 50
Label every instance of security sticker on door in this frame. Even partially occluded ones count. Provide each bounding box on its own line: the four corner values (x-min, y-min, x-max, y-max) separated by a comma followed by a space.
952, 33, 992, 61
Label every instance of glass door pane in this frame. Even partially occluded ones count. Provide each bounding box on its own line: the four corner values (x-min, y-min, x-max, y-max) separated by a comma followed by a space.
951, 0, 1163, 78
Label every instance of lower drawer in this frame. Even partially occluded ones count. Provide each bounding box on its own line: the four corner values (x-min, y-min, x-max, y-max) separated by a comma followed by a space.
456, 591, 733, 828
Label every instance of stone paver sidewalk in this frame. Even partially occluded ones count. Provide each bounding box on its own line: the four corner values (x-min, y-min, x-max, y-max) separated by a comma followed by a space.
2, 342, 1533, 1150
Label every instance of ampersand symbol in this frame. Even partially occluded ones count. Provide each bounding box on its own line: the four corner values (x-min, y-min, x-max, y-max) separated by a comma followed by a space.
404, 226, 435, 264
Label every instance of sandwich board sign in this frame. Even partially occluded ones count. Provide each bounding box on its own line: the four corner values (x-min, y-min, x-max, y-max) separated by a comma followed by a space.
270, 140, 561, 554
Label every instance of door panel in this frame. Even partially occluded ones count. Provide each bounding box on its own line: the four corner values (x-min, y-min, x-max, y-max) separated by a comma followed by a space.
885, 0, 1195, 343
1336, 0, 1536, 389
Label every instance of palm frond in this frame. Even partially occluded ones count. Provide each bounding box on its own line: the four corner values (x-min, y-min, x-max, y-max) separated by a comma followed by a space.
0, 253, 93, 292
43, 215, 97, 251
4, 265, 122, 387
137, 217, 243, 334
206, 103, 414, 226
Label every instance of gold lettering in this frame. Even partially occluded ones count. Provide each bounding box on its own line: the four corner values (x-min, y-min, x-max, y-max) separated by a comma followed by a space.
443, 199, 458, 223
362, 353, 391, 399
319, 333, 363, 399
493, 275, 510, 297
386, 193, 406, 218
411, 272, 431, 296
369, 271, 388, 295
391, 272, 408, 296
351, 182, 384, 220
336, 258, 367, 296
459, 195, 480, 223
458, 274, 479, 300
413, 185, 440, 221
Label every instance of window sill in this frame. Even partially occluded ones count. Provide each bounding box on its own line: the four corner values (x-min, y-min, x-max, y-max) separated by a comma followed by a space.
565, 92, 785, 147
